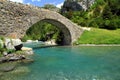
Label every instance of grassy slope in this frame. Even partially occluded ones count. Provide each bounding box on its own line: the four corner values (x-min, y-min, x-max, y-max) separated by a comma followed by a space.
75, 28, 120, 44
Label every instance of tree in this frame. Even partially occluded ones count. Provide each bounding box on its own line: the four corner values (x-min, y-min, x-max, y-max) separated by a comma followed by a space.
43, 4, 59, 12
43, 4, 56, 9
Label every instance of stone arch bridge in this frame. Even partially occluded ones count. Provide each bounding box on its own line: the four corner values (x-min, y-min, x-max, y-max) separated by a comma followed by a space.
0, 0, 83, 45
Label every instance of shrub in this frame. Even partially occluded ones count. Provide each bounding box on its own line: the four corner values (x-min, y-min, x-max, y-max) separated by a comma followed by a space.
7, 49, 15, 54
0, 44, 6, 54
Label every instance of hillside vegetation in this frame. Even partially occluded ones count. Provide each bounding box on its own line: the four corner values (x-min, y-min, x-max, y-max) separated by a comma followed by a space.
61, 0, 120, 45
62, 0, 120, 30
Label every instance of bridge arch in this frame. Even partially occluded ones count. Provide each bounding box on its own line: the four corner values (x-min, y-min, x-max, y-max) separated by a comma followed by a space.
26, 18, 72, 45
39, 19, 71, 45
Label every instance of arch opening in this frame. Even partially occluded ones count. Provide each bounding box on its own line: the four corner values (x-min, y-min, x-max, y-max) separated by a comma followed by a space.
22, 19, 72, 45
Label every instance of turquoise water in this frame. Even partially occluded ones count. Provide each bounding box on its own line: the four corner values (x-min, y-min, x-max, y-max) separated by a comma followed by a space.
2, 46, 120, 80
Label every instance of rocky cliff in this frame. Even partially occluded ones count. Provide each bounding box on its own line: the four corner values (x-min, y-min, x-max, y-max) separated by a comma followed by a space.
61, 0, 95, 13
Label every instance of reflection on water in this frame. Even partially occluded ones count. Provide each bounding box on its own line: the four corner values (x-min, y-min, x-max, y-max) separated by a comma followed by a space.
23, 41, 45, 48
1, 46, 120, 80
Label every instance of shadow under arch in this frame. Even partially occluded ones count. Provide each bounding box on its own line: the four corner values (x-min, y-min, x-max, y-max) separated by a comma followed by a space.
40, 18, 72, 45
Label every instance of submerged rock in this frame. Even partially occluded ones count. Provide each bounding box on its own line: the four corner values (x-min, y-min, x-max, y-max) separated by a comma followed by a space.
0, 62, 16, 72
10, 66, 30, 74
1, 65, 15, 72
21, 58, 34, 64
0, 72, 3, 76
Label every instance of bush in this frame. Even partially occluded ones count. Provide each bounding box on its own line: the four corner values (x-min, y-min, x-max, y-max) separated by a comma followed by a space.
7, 49, 15, 54
0, 37, 6, 54
0, 44, 6, 54
102, 18, 119, 30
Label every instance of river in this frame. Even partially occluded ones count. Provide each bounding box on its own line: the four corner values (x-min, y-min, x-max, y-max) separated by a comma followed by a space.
1, 45, 120, 80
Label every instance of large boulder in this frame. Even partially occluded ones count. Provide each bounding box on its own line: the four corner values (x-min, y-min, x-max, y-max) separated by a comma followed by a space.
4, 38, 22, 50
61, 1, 83, 13
61, 0, 95, 13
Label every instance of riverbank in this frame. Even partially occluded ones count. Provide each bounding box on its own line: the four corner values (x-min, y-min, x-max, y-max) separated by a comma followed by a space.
0, 36, 34, 63
76, 44, 120, 46
74, 28, 120, 45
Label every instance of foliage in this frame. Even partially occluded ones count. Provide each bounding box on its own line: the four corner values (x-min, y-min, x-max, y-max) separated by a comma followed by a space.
22, 22, 63, 45
15, 51, 25, 55
0, 43, 5, 54
0, 53, 3, 57
74, 28, 120, 44
0, 36, 5, 41
7, 49, 15, 54
0, 36, 25, 57
0, 37, 15, 56
42, 4, 59, 12
62, 0, 120, 30
43, 4, 57, 9
0, 36, 6, 54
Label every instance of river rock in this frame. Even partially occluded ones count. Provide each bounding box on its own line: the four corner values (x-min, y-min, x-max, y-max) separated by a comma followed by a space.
26, 40, 33, 43
21, 47, 34, 55
8, 55, 25, 61
21, 58, 34, 64
26, 40, 38, 43
45, 39, 57, 45
0, 54, 26, 63
3, 51, 8, 56
6, 54, 14, 57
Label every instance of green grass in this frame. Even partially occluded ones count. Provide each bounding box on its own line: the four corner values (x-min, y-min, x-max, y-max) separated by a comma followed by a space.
75, 28, 120, 44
